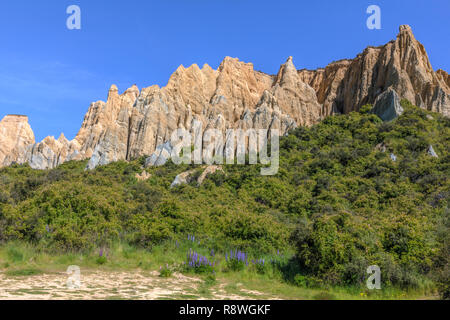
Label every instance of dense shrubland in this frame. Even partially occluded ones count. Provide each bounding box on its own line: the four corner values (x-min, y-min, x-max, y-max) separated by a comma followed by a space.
0, 101, 448, 297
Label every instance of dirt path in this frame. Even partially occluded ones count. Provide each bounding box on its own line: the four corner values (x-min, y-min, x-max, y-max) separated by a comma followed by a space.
0, 270, 273, 300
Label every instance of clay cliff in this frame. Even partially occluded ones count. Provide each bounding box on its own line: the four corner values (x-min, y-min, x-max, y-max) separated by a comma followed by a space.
1, 25, 449, 170
0, 115, 35, 166
297, 25, 450, 116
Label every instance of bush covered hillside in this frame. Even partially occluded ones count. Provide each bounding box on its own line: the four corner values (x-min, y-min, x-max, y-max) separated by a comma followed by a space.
0, 100, 448, 294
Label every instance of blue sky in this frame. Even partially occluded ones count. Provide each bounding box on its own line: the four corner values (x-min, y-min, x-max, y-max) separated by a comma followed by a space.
0, 0, 448, 141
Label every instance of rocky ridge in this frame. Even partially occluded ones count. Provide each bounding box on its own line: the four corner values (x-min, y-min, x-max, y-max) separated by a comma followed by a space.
1, 25, 449, 170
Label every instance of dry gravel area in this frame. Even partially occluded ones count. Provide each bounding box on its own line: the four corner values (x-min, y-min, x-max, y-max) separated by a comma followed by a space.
0, 270, 272, 300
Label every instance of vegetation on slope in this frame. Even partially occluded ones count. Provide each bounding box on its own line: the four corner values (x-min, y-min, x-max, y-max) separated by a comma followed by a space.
0, 101, 448, 297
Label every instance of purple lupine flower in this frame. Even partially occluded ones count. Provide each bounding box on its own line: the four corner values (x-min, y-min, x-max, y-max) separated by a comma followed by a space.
185, 249, 215, 271
99, 248, 103, 257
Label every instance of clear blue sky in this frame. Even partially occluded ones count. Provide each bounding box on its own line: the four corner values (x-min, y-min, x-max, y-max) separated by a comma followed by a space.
0, 0, 448, 141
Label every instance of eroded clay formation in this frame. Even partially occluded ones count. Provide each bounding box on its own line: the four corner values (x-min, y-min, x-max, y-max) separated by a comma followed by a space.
1, 25, 448, 170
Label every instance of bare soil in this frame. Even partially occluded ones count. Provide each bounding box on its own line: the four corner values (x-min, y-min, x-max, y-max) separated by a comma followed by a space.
0, 270, 274, 300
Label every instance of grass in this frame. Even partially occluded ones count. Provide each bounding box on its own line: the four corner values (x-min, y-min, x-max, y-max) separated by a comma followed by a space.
14, 289, 49, 295
0, 241, 437, 300
5, 268, 43, 277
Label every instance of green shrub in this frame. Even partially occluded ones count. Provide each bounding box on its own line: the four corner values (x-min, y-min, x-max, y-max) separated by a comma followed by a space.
254, 261, 268, 275
294, 274, 308, 287
313, 292, 337, 300
96, 256, 107, 265
6, 246, 24, 263
159, 264, 174, 278
226, 259, 245, 272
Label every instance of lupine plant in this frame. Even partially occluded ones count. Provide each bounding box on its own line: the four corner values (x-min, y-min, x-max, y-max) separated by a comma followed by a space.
187, 234, 200, 245
159, 263, 173, 278
96, 247, 107, 265
225, 249, 248, 271
252, 258, 267, 274
185, 249, 215, 274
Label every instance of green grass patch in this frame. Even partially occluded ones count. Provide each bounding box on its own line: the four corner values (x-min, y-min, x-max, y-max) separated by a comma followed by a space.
5, 268, 43, 277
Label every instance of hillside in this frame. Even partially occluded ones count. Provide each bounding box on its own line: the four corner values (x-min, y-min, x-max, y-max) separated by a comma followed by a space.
0, 100, 448, 297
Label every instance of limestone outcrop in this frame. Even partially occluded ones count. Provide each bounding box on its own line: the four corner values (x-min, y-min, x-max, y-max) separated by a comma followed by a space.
170, 165, 224, 188
170, 169, 196, 188
428, 145, 438, 158
24, 134, 81, 170
197, 165, 224, 185
135, 170, 151, 181
298, 25, 450, 117
371, 88, 404, 121
1, 25, 448, 170
0, 115, 35, 166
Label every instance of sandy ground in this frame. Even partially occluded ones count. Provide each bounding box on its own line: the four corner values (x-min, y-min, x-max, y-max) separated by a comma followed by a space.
0, 270, 272, 300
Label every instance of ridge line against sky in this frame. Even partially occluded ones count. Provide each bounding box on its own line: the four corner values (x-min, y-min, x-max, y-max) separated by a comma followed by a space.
0, 0, 449, 141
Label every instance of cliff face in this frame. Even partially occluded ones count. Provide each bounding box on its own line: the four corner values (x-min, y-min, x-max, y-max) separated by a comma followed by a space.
298, 25, 450, 117
0, 115, 35, 166
1, 25, 449, 170
81, 56, 305, 170
0, 115, 35, 167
